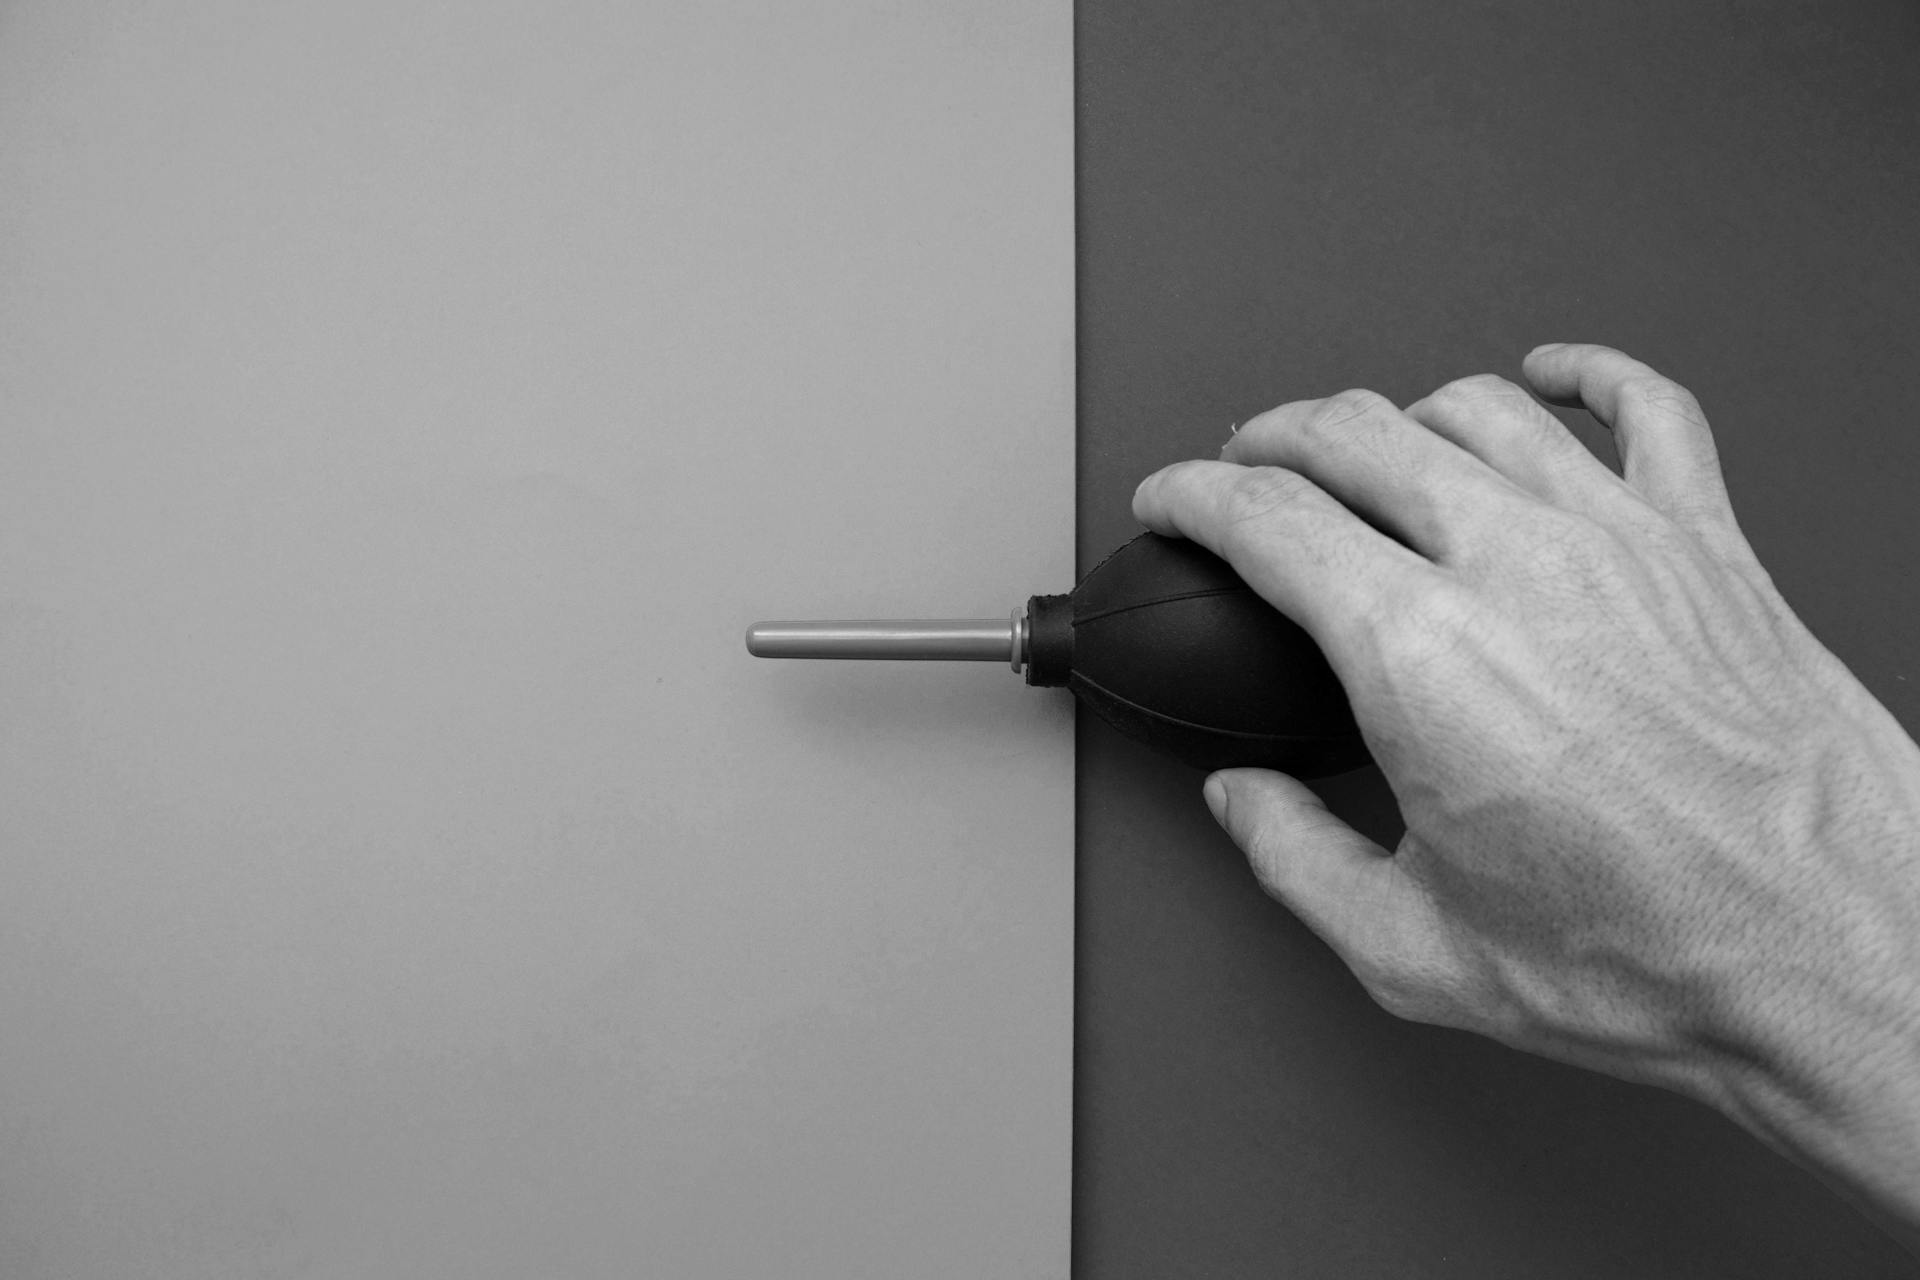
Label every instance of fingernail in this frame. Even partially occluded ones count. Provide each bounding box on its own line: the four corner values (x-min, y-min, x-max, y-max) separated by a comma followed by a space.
1529, 342, 1566, 356
1202, 774, 1228, 825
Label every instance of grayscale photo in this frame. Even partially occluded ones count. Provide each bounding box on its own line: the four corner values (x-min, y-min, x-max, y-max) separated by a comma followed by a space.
0, 2, 1914, 1276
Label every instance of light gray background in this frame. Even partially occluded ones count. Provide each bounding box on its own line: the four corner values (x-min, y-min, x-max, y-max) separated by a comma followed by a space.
0, 3, 1074, 1276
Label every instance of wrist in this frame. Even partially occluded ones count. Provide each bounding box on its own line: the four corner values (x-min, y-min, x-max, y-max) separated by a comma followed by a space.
1701, 720, 1920, 1230
1704, 759, 1920, 1228
1715, 980, 1920, 1231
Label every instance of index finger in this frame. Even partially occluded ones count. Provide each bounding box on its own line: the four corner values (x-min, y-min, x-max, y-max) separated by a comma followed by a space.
1132, 459, 1443, 648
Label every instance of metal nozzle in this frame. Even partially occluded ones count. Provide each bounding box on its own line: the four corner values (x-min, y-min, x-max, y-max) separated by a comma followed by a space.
747, 608, 1029, 673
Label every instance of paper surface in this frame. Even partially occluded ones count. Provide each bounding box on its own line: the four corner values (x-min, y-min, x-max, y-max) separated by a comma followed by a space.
0, 4, 1074, 1276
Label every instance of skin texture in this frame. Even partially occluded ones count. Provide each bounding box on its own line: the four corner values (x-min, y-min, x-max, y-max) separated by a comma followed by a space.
1132, 344, 1920, 1246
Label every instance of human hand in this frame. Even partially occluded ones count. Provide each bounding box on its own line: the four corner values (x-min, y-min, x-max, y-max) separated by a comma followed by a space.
1131, 344, 1920, 1236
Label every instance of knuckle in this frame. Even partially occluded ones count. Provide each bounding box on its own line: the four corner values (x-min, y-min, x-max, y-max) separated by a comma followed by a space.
1221, 466, 1314, 531
1307, 387, 1395, 435
1659, 491, 1735, 534
1243, 807, 1345, 900
1240, 827, 1289, 898
1433, 372, 1526, 408
1620, 375, 1707, 426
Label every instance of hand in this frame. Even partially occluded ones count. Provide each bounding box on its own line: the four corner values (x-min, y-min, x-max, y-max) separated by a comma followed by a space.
1131, 344, 1920, 1239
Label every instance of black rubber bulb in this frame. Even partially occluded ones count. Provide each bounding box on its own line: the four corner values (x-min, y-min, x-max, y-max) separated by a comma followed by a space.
1024, 531, 1369, 777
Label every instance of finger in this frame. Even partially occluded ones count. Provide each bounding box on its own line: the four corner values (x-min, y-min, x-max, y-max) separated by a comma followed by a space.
1220, 388, 1536, 565
1520, 344, 1745, 542
1204, 769, 1455, 1022
1400, 373, 1635, 521
1133, 458, 1443, 649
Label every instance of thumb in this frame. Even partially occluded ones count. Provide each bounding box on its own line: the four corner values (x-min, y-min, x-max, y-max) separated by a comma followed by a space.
1203, 768, 1407, 962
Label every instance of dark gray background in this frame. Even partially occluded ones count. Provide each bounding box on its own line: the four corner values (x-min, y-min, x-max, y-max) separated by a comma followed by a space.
1074, 1, 1920, 1275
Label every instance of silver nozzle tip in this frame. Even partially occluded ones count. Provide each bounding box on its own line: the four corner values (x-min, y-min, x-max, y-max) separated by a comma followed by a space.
743, 617, 1018, 663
